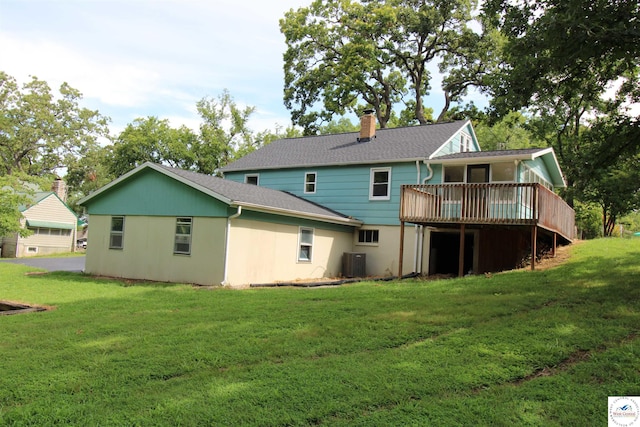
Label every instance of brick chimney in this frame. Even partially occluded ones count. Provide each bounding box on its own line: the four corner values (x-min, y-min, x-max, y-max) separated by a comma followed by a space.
359, 109, 376, 142
51, 178, 67, 202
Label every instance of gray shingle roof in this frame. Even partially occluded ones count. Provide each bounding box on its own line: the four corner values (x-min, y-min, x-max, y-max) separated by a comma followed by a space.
221, 120, 469, 172
155, 164, 358, 224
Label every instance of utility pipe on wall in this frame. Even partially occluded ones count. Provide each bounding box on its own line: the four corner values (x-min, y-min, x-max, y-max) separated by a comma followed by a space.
221, 206, 242, 286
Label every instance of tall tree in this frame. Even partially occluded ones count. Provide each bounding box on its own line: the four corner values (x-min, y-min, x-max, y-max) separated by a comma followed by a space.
0, 71, 109, 177
482, 0, 640, 205
107, 90, 262, 177
473, 111, 544, 151
107, 117, 198, 177
281, 0, 493, 134
195, 90, 257, 174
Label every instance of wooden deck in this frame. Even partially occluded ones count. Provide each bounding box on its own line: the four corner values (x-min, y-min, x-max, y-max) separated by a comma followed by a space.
400, 183, 575, 241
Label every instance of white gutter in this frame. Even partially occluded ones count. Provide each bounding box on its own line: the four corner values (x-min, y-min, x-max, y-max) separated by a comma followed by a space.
221, 206, 242, 286
233, 202, 363, 227
412, 160, 433, 273
414, 161, 421, 272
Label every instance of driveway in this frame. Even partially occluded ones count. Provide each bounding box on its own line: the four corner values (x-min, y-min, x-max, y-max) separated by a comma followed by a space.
0, 256, 85, 273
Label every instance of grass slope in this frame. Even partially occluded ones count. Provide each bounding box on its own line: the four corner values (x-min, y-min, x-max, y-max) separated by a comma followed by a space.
1, 238, 638, 426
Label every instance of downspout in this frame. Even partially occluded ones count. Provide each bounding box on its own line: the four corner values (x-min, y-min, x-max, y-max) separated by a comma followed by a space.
221, 206, 242, 286
413, 161, 421, 273
416, 161, 434, 274
422, 160, 434, 184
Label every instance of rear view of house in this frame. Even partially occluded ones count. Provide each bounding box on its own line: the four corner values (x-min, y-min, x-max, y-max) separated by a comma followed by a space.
79, 114, 574, 287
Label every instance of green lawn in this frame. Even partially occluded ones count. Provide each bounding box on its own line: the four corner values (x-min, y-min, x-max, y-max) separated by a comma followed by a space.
1, 238, 639, 426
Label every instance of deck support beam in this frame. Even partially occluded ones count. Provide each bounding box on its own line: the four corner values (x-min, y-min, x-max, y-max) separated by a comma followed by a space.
552, 232, 557, 258
398, 220, 405, 279
531, 225, 537, 271
458, 224, 465, 277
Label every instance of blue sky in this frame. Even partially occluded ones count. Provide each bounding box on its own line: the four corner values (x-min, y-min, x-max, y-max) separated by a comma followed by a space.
1, 0, 484, 137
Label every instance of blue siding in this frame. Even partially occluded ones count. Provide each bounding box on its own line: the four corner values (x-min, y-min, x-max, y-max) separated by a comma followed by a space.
227, 162, 428, 225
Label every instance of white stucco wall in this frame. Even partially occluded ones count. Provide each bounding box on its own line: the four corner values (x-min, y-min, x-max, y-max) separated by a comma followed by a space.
225, 218, 354, 287
351, 224, 423, 277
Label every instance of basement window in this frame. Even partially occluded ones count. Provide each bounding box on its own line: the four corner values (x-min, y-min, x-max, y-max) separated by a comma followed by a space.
357, 229, 379, 245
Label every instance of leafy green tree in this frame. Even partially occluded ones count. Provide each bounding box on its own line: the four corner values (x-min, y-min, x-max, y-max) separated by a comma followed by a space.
0, 71, 109, 177
580, 154, 640, 236
0, 175, 32, 238
0, 71, 109, 234
107, 90, 264, 177
319, 117, 359, 134
482, 0, 639, 207
573, 201, 602, 240
473, 111, 543, 151
195, 90, 256, 174
281, 0, 494, 133
108, 117, 198, 177
65, 143, 114, 213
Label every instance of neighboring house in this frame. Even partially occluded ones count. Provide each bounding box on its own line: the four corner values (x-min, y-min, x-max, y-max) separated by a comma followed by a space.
221, 112, 575, 279
78, 163, 362, 287
1, 180, 78, 258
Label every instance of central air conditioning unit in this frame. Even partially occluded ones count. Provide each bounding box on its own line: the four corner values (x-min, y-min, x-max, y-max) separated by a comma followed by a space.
343, 252, 366, 278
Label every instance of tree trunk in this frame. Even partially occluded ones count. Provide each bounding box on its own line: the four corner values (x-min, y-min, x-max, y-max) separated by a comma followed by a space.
436, 91, 452, 123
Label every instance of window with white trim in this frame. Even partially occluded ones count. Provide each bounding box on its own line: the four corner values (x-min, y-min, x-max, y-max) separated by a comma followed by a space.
304, 172, 317, 194
460, 133, 472, 152
298, 227, 314, 262
174, 217, 192, 255
245, 174, 259, 185
109, 216, 124, 249
357, 229, 379, 245
370, 167, 391, 200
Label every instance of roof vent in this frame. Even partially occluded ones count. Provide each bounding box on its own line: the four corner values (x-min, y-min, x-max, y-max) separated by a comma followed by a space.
359, 109, 376, 142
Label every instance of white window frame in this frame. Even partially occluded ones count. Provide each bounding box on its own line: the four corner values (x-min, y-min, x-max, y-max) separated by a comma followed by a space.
357, 229, 379, 246
304, 172, 317, 194
460, 133, 472, 152
109, 216, 125, 249
297, 227, 314, 263
244, 174, 259, 185
174, 217, 193, 255
369, 167, 391, 200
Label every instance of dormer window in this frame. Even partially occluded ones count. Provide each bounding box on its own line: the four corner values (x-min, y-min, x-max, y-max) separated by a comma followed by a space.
460, 133, 472, 152
245, 174, 259, 185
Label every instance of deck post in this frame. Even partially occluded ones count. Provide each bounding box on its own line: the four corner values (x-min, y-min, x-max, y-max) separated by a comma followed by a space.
399, 220, 405, 279
552, 232, 557, 258
531, 225, 537, 271
458, 223, 465, 277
